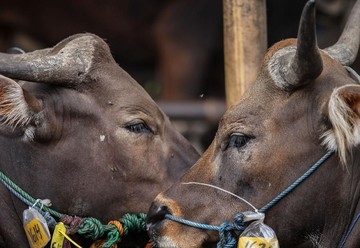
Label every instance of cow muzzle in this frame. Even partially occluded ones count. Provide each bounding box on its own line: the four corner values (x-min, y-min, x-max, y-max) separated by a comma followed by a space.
146, 201, 170, 236
146, 193, 212, 247
146, 194, 181, 247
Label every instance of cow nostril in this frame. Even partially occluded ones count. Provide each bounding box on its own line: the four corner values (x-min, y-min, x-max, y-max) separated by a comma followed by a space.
146, 203, 171, 229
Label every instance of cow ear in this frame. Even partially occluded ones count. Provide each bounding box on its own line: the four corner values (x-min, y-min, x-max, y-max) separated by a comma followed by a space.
0, 75, 43, 140
325, 85, 360, 164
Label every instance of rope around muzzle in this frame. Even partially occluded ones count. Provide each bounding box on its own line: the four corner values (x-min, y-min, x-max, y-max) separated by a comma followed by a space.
166, 212, 247, 248
0, 171, 147, 247
165, 150, 334, 247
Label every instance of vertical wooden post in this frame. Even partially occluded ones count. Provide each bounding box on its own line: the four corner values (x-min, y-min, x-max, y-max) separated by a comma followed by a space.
223, 0, 267, 107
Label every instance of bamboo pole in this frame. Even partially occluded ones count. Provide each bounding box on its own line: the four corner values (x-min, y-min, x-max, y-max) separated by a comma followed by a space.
223, 0, 267, 107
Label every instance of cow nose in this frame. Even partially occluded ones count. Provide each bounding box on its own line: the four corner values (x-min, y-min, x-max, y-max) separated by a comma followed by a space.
146, 202, 170, 233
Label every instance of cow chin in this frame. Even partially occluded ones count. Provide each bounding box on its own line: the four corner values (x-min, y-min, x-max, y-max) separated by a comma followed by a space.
148, 213, 213, 247
152, 228, 208, 248
154, 236, 197, 248
153, 236, 179, 248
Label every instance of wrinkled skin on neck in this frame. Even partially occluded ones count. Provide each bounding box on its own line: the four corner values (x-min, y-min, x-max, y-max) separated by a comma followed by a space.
147, 40, 360, 247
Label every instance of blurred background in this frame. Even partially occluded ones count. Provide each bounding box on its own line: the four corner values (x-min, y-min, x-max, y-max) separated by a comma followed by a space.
0, 0, 357, 152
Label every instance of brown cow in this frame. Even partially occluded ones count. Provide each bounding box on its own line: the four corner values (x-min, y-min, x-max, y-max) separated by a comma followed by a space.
0, 33, 199, 247
147, 0, 360, 247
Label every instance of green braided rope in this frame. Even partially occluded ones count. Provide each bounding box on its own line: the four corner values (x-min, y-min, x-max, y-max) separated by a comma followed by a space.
76, 213, 148, 247
0, 172, 62, 218
121, 213, 147, 235
104, 225, 121, 248
78, 217, 108, 239
102, 213, 148, 248
0, 171, 147, 247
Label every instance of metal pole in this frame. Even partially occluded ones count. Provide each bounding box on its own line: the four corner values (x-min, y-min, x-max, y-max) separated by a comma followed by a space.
223, 0, 267, 107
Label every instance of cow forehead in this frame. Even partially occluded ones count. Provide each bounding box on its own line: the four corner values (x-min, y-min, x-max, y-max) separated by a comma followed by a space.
218, 85, 320, 140
218, 86, 281, 132
113, 89, 166, 124
93, 69, 166, 121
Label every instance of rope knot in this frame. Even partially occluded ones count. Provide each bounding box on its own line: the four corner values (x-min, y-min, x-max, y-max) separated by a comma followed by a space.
101, 220, 124, 248
60, 215, 84, 235
218, 222, 237, 248
78, 217, 105, 239
108, 220, 124, 237
120, 213, 147, 235
233, 213, 246, 235
217, 213, 247, 248
43, 211, 57, 229
90, 214, 148, 248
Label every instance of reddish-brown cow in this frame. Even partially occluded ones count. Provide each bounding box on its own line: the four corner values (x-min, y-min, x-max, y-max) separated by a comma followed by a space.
147, 0, 360, 247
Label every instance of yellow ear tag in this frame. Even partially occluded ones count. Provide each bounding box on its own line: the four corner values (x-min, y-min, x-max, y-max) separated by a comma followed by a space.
50, 222, 66, 248
23, 208, 51, 248
238, 237, 278, 248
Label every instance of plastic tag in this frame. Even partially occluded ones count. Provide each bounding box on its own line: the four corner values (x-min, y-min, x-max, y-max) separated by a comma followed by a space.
238, 237, 278, 248
242, 211, 265, 222
238, 220, 279, 248
23, 208, 51, 248
50, 222, 66, 248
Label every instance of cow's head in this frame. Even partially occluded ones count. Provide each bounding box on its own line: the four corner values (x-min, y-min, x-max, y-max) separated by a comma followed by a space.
147, 0, 360, 247
0, 33, 199, 246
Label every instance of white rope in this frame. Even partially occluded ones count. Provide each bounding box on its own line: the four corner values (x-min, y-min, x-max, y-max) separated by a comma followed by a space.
182, 181, 258, 212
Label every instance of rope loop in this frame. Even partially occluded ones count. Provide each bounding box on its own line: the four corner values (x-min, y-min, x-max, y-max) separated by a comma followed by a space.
89, 215, 148, 248
108, 220, 124, 237
43, 211, 57, 229
217, 213, 246, 248
78, 217, 106, 239
102, 229, 119, 248
233, 213, 246, 235
120, 213, 147, 235
102, 221, 123, 248
217, 222, 237, 248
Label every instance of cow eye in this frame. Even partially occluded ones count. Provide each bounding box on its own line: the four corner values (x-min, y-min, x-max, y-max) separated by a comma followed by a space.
226, 133, 251, 149
126, 122, 153, 134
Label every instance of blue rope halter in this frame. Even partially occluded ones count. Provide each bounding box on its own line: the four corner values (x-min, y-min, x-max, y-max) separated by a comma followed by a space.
165, 150, 334, 247
259, 150, 333, 213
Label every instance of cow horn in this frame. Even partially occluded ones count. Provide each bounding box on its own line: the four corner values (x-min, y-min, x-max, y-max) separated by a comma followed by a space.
324, 0, 360, 65
271, 0, 323, 91
0, 33, 113, 86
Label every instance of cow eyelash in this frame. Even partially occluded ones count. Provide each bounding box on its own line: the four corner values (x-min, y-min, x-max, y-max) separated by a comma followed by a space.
226, 133, 252, 150
126, 122, 153, 134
